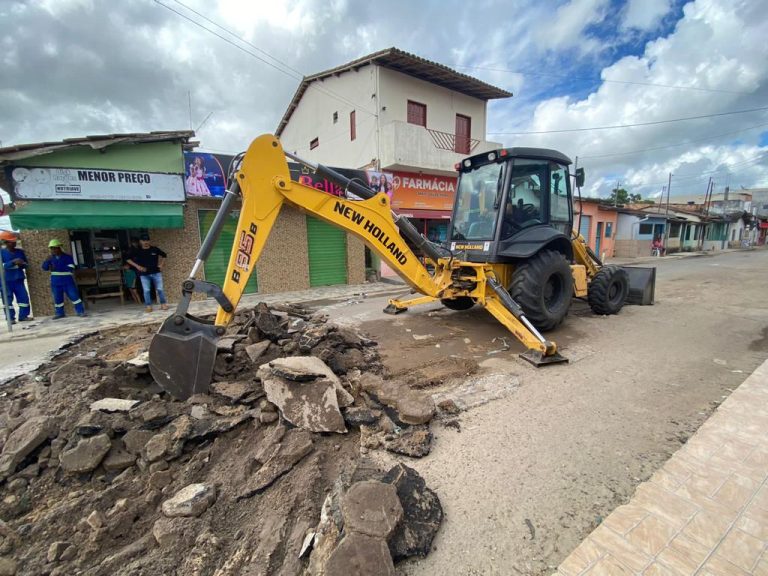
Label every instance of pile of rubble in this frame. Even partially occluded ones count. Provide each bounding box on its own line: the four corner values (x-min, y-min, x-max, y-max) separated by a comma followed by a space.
0, 303, 443, 575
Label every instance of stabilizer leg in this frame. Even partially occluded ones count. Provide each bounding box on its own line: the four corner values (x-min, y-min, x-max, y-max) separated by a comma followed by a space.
383, 293, 438, 315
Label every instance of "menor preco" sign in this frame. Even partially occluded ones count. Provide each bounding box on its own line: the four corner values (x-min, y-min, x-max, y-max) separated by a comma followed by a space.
9, 166, 185, 202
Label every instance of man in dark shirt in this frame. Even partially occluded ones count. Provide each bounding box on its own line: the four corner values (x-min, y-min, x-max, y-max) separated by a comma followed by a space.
126, 234, 168, 312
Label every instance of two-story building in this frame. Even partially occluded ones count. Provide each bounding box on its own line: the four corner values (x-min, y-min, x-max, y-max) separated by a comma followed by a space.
276, 47, 511, 277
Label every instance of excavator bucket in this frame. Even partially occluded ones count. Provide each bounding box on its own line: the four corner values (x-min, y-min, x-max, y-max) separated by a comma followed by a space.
149, 313, 223, 400
621, 266, 656, 305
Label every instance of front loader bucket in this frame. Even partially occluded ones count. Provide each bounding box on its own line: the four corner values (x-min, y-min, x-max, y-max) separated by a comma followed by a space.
148, 314, 223, 400
621, 266, 656, 305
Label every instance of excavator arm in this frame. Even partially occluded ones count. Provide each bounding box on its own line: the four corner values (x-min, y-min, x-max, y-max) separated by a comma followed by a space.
149, 134, 565, 400
213, 134, 441, 329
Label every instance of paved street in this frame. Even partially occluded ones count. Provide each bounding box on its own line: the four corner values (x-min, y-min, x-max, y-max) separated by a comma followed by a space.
317, 249, 768, 576
1, 249, 766, 575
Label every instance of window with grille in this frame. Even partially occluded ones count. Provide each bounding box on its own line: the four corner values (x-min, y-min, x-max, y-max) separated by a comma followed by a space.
350, 110, 356, 141
310, 137, 319, 150
407, 100, 427, 127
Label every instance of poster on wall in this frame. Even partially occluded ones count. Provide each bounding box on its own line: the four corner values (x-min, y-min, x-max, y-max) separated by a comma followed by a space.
287, 163, 389, 201
183, 152, 231, 198
364, 171, 394, 199
8, 166, 185, 202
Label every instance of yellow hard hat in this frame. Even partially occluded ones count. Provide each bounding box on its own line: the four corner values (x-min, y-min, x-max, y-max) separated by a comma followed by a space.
48, 239, 63, 248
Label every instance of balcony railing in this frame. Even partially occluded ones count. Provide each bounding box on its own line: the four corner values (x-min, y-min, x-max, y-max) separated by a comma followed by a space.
426, 128, 480, 154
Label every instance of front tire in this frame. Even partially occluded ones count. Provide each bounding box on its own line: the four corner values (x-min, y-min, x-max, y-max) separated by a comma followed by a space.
509, 250, 573, 331
588, 265, 629, 315
441, 297, 475, 311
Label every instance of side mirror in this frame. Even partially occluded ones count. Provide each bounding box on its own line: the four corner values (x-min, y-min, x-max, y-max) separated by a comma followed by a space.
575, 168, 585, 188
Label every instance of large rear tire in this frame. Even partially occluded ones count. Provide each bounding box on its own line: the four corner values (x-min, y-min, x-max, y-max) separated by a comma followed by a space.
441, 297, 475, 311
588, 265, 629, 315
509, 250, 573, 331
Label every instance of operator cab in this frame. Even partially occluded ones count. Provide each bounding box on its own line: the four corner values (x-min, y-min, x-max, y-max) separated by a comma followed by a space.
448, 148, 582, 263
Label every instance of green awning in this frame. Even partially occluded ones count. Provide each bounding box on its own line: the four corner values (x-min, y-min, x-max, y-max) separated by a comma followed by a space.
9, 201, 183, 230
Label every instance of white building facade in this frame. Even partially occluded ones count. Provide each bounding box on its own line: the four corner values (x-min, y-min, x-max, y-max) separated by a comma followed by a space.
276, 48, 511, 275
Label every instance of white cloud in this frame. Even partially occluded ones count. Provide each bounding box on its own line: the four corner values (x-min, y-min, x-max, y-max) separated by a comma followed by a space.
621, 0, 672, 31
0, 0, 766, 201
535, 0, 611, 53
516, 0, 768, 198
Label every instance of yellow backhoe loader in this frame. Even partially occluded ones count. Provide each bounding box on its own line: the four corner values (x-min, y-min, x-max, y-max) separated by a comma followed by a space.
148, 134, 654, 400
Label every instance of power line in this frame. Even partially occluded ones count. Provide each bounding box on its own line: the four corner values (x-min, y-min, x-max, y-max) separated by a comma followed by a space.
167, 0, 375, 117
634, 152, 768, 188
488, 106, 768, 135
153, 0, 376, 117
580, 122, 768, 159
453, 64, 752, 96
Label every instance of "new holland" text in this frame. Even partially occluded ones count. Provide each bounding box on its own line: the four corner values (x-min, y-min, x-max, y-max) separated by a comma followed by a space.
333, 201, 407, 266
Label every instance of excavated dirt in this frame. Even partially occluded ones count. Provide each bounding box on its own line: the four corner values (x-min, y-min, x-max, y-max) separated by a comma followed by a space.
0, 304, 443, 576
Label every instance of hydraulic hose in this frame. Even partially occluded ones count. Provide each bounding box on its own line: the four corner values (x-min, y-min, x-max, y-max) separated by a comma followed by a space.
285, 152, 445, 263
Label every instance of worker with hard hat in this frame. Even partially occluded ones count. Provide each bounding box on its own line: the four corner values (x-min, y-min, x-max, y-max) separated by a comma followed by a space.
41, 239, 86, 319
0, 230, 31, 323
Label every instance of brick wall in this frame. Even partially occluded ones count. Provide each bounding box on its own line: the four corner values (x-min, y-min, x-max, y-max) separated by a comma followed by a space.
147, 199, 210, 305
18, 229, 70, 317
255, 205, 311, 293
614, 239, 648, 258
346, 235, 365, 285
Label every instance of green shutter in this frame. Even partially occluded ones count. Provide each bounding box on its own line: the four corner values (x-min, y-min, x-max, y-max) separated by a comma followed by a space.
197, 210, 258, 293
306, 216, 347, 287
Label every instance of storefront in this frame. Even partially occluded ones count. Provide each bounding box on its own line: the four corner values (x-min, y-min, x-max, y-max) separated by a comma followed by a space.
378, 170, 456, 276
0, 132, 366, 318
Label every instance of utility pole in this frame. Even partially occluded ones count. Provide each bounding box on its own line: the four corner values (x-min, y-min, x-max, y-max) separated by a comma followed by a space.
700, 177, 713, 250
664, 172, 672, 248
0, 261, 11, 333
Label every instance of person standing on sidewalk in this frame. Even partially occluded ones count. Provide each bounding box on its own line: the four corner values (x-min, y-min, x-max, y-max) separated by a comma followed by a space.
126, 234, 169, 313
0, 231, 31, 323
41, 239, 86, 319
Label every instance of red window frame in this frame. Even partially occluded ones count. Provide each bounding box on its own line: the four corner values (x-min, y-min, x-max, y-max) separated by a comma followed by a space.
407, 100, 427, 127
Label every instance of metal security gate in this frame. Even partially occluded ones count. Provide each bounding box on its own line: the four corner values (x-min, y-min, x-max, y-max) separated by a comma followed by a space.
198, 210, 258, 293
306, 216, 347, 287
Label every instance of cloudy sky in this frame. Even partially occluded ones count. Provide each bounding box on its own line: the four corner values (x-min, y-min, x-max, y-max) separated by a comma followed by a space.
2, 0, 767, 214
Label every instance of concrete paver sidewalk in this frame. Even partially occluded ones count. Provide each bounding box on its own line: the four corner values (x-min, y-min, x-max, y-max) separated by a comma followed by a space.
555, 358, 768, 575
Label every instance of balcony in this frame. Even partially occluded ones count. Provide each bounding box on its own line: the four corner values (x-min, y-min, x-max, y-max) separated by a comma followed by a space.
379, 120, 502, 174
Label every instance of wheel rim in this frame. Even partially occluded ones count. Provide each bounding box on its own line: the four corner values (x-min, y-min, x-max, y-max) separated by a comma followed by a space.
608, 281, 620, 302
543, 273, 564, 310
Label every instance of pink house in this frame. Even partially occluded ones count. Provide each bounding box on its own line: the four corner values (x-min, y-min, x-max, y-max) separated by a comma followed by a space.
574, 198, 619, 259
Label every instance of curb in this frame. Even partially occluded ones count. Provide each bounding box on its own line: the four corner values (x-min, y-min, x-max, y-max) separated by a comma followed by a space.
1, 283, 409, 342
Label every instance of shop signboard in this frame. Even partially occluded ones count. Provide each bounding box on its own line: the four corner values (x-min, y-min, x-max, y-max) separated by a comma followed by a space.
183, 152, 232, 198
390, 171, 456, 211
181, 152, 392, 202
9, 166, 185, 202
288, 163, 391, 202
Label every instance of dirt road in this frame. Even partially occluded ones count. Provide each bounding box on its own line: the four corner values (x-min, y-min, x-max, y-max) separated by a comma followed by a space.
323, 249, 768, 575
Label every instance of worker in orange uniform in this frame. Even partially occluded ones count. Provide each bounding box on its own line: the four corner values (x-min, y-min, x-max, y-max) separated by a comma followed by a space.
0, 231, 31, 323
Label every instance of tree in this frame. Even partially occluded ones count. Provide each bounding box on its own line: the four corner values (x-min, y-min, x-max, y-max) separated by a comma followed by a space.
603, 188, 653, 205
